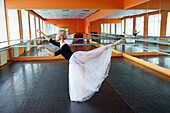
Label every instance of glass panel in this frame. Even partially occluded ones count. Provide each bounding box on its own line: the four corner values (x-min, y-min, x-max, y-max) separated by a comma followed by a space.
125, 18, 133, 35
107, 24, 110, 34
56, 27, 60, 33
111, 23, 115, 34
30, 14, 35, 39
121, 19, 124, 34
148, 14, 161, 37
8, 9, 20, 45
136, 16, 144, 36
166, 12, 170, 40
47, 24, 50, 34
43, 21, 46, 33
116, 23, 121, 35
40, 19, 43, 32
21, 10, 29, 42
0, 0, 8, 48
101, 24, 103, 33
104, 23, 107, 33
36, 17, 40, 38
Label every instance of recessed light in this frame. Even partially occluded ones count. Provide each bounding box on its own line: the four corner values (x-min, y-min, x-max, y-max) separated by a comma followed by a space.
83, 10, 89, 12
63, 9, 69, 11
44, 13, 51, 14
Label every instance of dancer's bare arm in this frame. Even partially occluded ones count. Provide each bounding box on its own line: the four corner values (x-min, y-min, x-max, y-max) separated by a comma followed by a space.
37, 46, 55, 56
36, 29, 51, 41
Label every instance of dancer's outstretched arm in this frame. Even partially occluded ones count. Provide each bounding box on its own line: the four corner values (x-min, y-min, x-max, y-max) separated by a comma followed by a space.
36, 29, 51, 41
37, 46, 55, 56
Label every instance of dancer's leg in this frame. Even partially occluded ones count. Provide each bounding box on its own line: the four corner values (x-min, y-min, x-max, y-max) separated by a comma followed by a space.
72, 39, 126, 102
76, 64, 85, 102
111, 39, 126, 47
76, 39, 125, 64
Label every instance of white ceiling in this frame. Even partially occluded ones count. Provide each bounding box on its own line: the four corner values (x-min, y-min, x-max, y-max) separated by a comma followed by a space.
33, 9, 98, 19
103, 10, 158, 19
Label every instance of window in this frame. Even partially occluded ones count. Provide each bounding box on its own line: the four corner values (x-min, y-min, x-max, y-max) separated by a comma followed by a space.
30, 14, 35, 39
166, 12, 170, 37
107, 24, 110, 34
51, 24, 55, 34
21, 10, 29, 42
47, 24, 50, 34
111, 23, 115, 34
36, 17, 40, 38
0, 0, 8, 48
121, 19, 124, 34
136, 16, 144, 36
52, 24, 56, 34
104, 23, 107, 33
43, 21, 46, 33
125, 18, 133, 35
101, 24, 103, 33
40, 19, 43, 32
116, 23, 121, 35
47, 24, 56, 34
148, 14, 161, 36
56, 27, 60, 33
8, 9, 20, 45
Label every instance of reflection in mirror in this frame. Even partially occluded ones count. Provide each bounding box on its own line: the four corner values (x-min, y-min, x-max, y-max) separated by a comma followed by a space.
2, 1, 170, 70
88, 1, 170, 70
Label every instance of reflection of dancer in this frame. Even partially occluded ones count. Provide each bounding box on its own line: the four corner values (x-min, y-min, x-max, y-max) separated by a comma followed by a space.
123, 30, 140, 43
36, 29, 125, 102
133, 30, 140, 37
123, 30, 140, 37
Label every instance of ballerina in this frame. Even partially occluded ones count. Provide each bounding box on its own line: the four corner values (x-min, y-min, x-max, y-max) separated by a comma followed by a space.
36, 29, 125, 102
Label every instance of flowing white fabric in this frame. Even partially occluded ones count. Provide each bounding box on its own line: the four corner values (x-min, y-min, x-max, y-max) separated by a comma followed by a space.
69, 44, 113, 102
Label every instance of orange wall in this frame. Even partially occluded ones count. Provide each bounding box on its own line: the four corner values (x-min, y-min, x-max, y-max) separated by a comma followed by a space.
90, 19, 121, 34
46, 19, 85, 34
85, 10, 121, 33
124, 0, 149, 9
5, 0, 149, 9
6, 0, 123, 9
129, 0, 170, 10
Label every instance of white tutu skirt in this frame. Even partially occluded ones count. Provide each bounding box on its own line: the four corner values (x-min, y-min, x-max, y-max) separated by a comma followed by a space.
69, 44, 113, 102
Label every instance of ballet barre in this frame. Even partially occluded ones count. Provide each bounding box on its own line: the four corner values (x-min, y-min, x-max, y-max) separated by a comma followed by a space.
89, 33, 170, 38
131, 45, 170, 56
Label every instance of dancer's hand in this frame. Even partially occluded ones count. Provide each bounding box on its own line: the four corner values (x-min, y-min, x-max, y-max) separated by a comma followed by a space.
36, 29, 41, 33
37, 46, 46, 49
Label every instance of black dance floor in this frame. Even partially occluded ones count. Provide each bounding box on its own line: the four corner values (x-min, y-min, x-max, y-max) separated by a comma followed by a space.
0, 58, 170, 113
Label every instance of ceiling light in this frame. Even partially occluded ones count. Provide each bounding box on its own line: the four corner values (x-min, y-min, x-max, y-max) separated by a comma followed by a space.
83, 10, 89, 12
44, 13, 51, 14
63, 9, 69, 11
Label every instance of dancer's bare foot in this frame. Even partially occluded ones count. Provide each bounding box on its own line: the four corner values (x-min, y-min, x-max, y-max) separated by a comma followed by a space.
111, 39, 126, 46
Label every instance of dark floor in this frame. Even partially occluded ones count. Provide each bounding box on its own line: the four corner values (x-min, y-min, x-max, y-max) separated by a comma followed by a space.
0, 58, 170, 113
107, 58, 170, 113
0, 60, 134, 113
